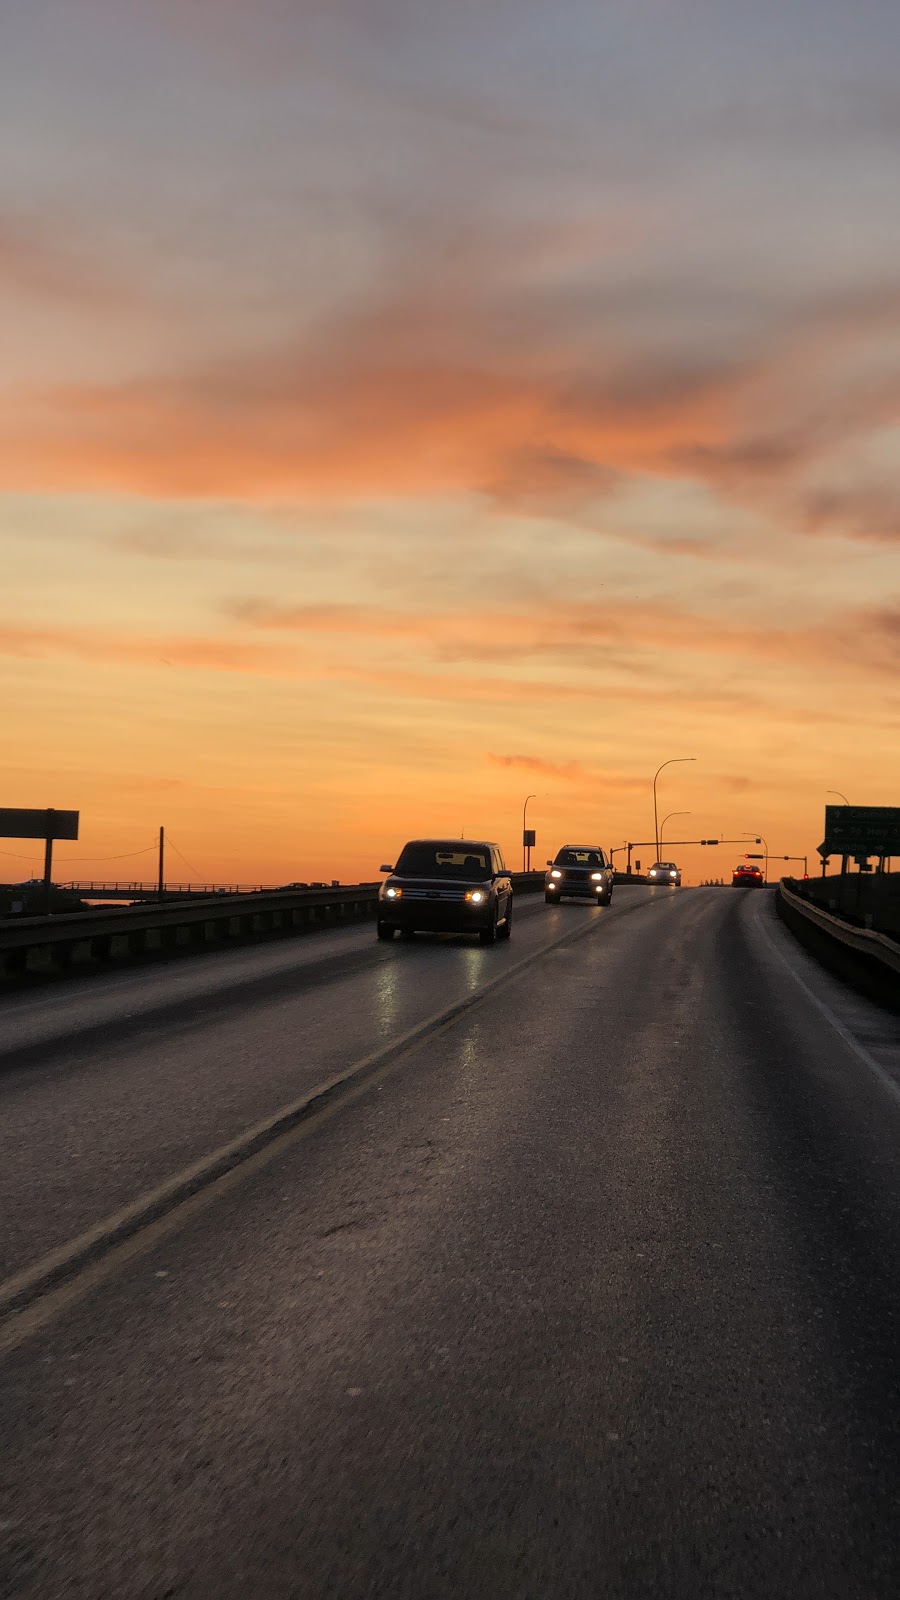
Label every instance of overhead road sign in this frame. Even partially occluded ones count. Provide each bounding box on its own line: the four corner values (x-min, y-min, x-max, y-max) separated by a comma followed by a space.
821, 805, 900, 859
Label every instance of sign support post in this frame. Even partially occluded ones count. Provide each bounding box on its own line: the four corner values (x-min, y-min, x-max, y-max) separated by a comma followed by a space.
0, 807, 80, 917
43, 811, 56, 917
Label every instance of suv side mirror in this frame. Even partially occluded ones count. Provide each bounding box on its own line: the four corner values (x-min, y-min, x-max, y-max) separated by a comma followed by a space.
379, 864, 394, 873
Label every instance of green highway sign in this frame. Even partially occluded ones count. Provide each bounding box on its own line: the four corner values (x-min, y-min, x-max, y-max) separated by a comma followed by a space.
821, 805, 900, 858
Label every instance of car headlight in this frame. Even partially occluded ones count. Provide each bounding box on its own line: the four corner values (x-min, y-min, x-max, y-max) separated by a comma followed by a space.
465, 889, 485, 903
590, 871, 604, 881
549, 870, 562, 879
669, 871, 676, 878
385, 886, 401, 899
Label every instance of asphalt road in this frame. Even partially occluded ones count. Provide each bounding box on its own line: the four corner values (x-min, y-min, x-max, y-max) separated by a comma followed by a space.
3, 886, 900, 1598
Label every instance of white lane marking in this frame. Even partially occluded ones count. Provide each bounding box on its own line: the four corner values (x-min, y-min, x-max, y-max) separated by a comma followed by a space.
0, 897, 652, 1323
0, 893, 556, 1051
752, 902, 900, 1113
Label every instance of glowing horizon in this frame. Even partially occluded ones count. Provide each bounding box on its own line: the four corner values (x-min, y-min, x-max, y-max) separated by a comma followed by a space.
2, 0, 898, 886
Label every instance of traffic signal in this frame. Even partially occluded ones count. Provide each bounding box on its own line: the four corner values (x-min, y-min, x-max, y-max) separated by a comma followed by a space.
700, 839, 718, 845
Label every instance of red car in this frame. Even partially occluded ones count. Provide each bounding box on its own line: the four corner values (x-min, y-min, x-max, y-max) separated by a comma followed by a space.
732, 863, 764, 887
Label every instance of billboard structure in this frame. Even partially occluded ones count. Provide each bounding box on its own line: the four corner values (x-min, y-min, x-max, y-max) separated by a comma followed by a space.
0, 807, 80, 915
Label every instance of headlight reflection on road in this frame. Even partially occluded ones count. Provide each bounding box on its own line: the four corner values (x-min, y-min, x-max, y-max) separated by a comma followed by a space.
461, 945, 486, 992
373, 960, 403, 1036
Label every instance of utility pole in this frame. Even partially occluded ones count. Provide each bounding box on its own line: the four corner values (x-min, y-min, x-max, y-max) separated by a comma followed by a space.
158, 826, 165, 903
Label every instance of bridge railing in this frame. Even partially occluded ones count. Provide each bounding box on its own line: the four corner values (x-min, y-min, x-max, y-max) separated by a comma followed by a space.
58, 881, 281, 897
776, 878, 900, 1009
0, 874, 546, 983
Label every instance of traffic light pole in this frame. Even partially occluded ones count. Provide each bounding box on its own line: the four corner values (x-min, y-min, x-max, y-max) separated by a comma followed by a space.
625, 837, 762, 850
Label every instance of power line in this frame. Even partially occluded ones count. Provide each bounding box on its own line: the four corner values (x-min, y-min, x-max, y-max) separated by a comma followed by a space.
56, 845, 158, 864
165, 837, 203, 878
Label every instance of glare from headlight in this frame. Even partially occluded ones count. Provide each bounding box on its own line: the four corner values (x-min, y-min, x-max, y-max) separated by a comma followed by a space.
466, 889, 484, 903
550, 870, 562, 879
669, 871, 676, 878
591, 871, 604, 881
385, 886, 401, 899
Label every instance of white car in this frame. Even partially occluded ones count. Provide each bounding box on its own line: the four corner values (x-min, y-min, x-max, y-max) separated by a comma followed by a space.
648, 861, 681, 886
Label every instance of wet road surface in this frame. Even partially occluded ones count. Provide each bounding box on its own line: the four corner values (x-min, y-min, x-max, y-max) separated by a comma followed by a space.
3, 887, 900, 1598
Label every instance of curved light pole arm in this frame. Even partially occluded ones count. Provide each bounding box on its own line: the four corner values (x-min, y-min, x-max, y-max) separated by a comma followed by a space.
652, 758, 696, 860
659, 811, 689, 850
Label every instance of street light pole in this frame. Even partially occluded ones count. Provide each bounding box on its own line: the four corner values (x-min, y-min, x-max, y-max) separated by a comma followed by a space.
827, 790, 850, 806
653, 759, 696, 861
659, 811, 689, 850
522, 794, 536, 873
743, 832, 770, 883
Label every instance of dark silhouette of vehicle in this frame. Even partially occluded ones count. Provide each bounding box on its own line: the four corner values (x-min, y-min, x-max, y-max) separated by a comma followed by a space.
377, 840, 513, 944
732, 864, 764, 887
545, 845, 613, 906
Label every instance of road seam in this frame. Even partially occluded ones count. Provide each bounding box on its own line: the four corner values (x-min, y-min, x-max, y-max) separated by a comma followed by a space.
0, 900, 650, 1335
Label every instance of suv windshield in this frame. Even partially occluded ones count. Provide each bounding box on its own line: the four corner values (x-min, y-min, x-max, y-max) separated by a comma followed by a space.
555, 849, 604, 868
395, 842, 492, 879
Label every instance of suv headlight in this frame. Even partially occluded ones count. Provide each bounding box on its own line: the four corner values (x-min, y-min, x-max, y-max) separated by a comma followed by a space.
465, 889, 486, 903
385, 886, 402, 899
590, 871, 604, 881
549, 869, 562, 879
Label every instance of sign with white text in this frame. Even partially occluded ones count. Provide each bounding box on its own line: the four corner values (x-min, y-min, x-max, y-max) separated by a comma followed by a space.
821, 805, 900, 858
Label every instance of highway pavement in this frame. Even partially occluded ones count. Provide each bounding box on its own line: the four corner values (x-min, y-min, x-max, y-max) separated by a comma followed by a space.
3, 886, 900, 1597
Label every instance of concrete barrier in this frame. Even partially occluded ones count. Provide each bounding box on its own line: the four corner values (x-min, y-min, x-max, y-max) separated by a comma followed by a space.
776, 879, 900, 1011
0, 874, 546, 985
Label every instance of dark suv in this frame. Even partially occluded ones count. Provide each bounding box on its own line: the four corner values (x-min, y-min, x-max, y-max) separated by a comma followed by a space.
377, 840, 513, 944
545, 845, 613, 906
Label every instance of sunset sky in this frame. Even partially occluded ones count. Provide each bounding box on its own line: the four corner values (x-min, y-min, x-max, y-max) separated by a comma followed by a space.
2, 0, 899, 885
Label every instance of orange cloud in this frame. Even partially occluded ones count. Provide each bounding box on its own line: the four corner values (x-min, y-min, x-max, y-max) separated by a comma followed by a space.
5, 252, 899, 536
226, 594, 900, 679
3, 602, 897, 730
488, 753, 588, 780
0, 623, 303, 677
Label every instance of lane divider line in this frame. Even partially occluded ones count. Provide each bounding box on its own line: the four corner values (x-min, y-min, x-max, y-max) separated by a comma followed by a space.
0, 901, 647, 1332
752, 902, 900, 1114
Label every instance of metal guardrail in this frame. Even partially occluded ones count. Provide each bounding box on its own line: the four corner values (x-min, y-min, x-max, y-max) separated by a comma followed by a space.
0, 874, 546, 982
778, 879, 900, 978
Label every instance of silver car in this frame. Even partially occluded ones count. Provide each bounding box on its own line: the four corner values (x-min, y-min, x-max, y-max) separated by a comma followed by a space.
545, 846, 613, 906
648, 861, 681, 886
